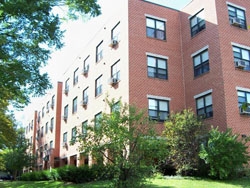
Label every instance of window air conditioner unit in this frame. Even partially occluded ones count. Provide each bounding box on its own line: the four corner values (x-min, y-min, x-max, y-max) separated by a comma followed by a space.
231, 17, 241, 26
235, 60, 246, 69
81, 99, 88, 107
64, 88, 69, 95
109, 77, 118, 85
82, 66, 89, 75
63, 115, 68, 121
62, 142, 68, 148
109, 39, 118, 47
240, 106, 250, 115
49, 126, 53, 131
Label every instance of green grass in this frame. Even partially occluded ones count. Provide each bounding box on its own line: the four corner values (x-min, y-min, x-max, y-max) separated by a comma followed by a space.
1, 177, 250, 188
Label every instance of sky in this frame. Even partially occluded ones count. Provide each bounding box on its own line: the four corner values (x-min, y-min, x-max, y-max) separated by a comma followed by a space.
15, 0, 192, 126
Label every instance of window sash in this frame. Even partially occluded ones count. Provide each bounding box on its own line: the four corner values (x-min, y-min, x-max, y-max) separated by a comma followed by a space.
196, 94, 213, 118
146, 18, 166, 40
190, 10, 206, 37
233, 46, 250, 71
228, 5, 246, 29
147, 56, 167, 79
148, 98, 169, 121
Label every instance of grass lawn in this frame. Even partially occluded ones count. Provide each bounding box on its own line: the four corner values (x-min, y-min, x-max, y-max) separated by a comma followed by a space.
1, 177, 250, 188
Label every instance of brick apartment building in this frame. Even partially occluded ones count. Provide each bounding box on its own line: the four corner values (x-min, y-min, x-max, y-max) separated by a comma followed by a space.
24, 0, 250, 171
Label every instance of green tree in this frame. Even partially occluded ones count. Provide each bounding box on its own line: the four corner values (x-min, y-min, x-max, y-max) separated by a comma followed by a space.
199, 127, 249, 179
75, 99, 167, 188
2, 128, 36, 180
0, 0, 101, 148
164, 109, 207, 175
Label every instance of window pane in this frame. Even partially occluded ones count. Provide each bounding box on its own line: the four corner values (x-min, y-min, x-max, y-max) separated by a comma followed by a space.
202, 51, 209, 62
149, 99, 157, 110
242, 50, 250, 60
149, 110, 157, 118
247, 93, 250, 103
159, 101, 168, 110
148, 57, 156, 67
191, 17, 197, 27
146, 18, 155, 27
148, 67, 156, 77
238, 91, 245, 97
205, 95, 212, 106
156, 20, 164, 30
158, 59, 166, 69
197, 98, 204, 108
159, 112, 168, 120
194, 56, 201, 66
146, 28, 155, 37
237, 9, 244, 19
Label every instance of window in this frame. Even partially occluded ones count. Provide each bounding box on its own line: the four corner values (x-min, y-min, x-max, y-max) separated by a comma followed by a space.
64, 78, 69, 94
72, 97, 78, 114
96, 41, 103, 62
51, 95, 55, 109
50, 117, 54, 132
111, 102, 120, 113
71, 127, 77, 142
46, 101, 50, 113
41, 126, 44, 137
233, 46, 250, 71
95, 75, 102, 96
83, 56, 90, 74
38, 112, 41, 123
111, 22, 120, 41
193, 49, 209, 77
111, 60, 120, 80
228, 5, 247, 29
237, 90, 250, 114
190, 9, 205, 37
45, 122, 48, 134
44, 144, 48, 151
63, 132, 67, 143
50, 140, 53, 149
64, 105, 68, 119
42, 107, 45, 117
146, 17, 166, 40
73, 68, 79, 85
147, 55, 168, 79
82, 87, 88, 103
196, 94, 213, 118
148, 98, 169, 121
95, 112, 102, 129
82, 121, 88, 138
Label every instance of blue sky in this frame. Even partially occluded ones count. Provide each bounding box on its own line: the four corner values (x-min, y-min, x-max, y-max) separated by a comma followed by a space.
145, 0, 192, 10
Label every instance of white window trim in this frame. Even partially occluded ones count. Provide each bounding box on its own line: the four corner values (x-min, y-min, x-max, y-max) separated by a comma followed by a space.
191, 45, 209, 58
194, 89, 213, 99
145, 14, 167, 22
146, 52, 169, 60
147, 94, 171, 101
236, 86, 250, 93
231, 42, 250, 51
226, 2, 246, 11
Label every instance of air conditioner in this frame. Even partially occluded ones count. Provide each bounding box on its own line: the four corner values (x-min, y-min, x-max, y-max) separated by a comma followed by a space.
109, 77, 118, 85
81, 99, 88, 107
64, 88, 69, 95
62, 142, 68, 148
240, 106, 250, 115
109, 39, 118, 47
62, 115, 68, 121
82, 66, 89, 75
235, 60, 246, 69
49, 126, 53, 131
231, 17, 241, 26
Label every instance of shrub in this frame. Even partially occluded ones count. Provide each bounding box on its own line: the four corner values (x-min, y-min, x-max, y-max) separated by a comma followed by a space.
199, 127, 250, 179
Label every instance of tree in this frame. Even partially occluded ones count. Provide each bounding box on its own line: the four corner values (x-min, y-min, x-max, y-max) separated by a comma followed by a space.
199, 127, 250, 179
164, 109, 207, 175
0, 0, 101, 148
2, 128, 36, 180
75, 99, 167, 188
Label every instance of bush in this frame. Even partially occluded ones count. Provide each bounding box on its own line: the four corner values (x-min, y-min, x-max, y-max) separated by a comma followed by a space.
199, 127, 250, 179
